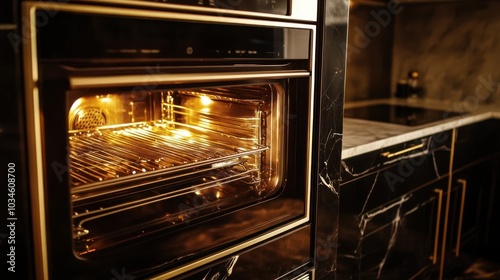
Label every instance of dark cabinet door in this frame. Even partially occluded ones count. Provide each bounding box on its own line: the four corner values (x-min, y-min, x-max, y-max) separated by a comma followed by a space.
441, 159, 495, 276
441, 120, 500, 277
453, 120, 500, 170
484, 158, 500, 259
449, 120, 500, 252
338, 132, 453, 279
338, 178, 446, 279
448, 163, 490, 255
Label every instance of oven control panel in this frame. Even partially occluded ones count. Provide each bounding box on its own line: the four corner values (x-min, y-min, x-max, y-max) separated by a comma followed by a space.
155, 0, 287, 15
37, 11, 310, 61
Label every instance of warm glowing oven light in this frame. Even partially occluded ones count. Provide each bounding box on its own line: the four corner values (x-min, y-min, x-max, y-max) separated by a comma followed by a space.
172, 129, 192, 138
96, 95, 112, 103
200, 95, 212, 106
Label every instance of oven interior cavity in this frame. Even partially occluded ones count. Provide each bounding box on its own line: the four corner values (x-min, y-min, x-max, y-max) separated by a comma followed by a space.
67, 83, 286, 255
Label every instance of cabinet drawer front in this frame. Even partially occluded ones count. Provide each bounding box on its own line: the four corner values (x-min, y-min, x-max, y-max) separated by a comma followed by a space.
338, 183, 445, 279
341, 130, 452, 184
340, 152, 449, 215
454, 120, 500, 170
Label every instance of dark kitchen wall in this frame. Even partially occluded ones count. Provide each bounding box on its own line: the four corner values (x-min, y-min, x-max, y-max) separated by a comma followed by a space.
391, 1, 500, 110
345, 1, 500, 108
344, 2, 395, 102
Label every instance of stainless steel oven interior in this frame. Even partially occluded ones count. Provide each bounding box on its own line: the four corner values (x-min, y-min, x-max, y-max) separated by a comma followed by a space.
23, 2, 316, 278
68, 83, 287, 255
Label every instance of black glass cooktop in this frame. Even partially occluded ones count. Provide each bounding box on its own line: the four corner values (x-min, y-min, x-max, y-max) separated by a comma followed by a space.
343, 104, 464, 126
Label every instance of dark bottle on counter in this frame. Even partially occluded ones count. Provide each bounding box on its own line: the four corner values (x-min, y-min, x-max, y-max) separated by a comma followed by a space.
396, 70, 422, 98
407, 70, 420, 96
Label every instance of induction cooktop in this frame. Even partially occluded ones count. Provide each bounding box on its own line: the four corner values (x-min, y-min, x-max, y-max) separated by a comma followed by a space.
343, 104, 464, 126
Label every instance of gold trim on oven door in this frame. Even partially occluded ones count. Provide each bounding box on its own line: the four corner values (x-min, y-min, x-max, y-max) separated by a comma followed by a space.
22, 4, 48, 280
69, 71, 311, 89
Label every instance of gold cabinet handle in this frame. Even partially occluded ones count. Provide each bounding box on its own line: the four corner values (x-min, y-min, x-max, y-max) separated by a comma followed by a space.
430, 188, 444, 265
381, 143, 424, 158
454, 179, 467, 257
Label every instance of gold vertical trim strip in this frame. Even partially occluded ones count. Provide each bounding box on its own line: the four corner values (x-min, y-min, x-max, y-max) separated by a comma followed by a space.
431, 189, 443, 265
23, 3, 48, 280
455, 179, 467, 257
438, 128, 457, 280
305, 28, 316, 221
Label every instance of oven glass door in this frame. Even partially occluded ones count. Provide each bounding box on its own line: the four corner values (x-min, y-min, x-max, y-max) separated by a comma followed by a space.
68, 82, 288, 255
58, 73, 310, 279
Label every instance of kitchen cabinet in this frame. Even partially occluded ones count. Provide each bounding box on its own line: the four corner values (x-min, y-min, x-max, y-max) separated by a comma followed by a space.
340, 116, 500, 279
338, 130, 453, 279
439, 120, 500, 277
447, 163, 491, 254
453, 120, 500, 170
484, 158, 500, 259
403, 119, 500, 280
438, 161, 493, 278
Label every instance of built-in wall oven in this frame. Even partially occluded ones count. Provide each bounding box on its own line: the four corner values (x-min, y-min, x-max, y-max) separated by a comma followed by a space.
22, 1, 319, 279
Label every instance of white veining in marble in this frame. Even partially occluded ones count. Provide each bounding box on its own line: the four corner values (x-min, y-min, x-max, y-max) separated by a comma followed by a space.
431, 147, 442, 178
359, 170, 380, 215
342, 99, 499, 159
375, 197, 403, 279
319, 173, 338, 196
350, 192, 438, 279
356, 193, 411, 278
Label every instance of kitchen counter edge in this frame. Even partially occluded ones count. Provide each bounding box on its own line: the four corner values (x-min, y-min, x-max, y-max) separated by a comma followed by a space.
342, 100, 500, 159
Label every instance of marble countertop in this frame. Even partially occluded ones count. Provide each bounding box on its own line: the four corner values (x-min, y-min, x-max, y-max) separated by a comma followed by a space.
342, 98, 500, 159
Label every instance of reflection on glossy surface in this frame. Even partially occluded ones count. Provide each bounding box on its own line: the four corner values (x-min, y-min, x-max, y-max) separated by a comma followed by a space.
344, 104, 465, 126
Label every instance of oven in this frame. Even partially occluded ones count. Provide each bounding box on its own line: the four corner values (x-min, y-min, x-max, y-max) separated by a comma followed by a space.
22, 1, 319, 279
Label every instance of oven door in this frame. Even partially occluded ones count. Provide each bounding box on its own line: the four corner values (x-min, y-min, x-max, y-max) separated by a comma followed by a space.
63, 73, 310, 280
23, 3, 315, 279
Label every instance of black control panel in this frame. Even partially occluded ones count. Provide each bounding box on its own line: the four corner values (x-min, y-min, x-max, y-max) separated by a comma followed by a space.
155, 0, 287, 15
36, 11, 310, 61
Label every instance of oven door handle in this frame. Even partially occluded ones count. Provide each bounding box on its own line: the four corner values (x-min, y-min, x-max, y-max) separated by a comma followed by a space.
69, 70, 310, 89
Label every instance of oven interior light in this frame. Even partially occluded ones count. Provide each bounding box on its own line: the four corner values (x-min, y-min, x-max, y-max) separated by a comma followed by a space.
200, 95, 212, 106
172, 129, 192, 138
95, 94, 112, 103
201, 108, 210, 114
